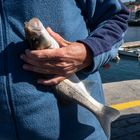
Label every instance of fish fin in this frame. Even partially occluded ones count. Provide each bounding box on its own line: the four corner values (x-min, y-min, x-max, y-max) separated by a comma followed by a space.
98, 106, 120, 139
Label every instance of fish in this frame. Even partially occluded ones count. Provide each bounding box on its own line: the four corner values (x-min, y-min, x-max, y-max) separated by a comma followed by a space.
24, 18, 120, 139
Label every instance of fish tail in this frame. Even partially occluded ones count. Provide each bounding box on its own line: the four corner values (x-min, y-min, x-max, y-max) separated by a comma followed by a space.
98, 106, 120, 139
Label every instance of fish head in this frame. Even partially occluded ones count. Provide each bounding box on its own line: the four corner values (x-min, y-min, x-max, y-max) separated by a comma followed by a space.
24, 18, 51, 50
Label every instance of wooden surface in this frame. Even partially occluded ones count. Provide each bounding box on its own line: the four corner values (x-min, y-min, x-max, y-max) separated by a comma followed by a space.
122, 41, 140, 48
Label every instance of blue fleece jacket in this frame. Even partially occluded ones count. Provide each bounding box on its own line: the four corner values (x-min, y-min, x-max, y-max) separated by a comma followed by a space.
0, 0, 129, 140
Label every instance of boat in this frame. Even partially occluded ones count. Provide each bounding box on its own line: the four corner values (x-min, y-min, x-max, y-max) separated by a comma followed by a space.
128, 19, 140, 26
119, 41, 140, 58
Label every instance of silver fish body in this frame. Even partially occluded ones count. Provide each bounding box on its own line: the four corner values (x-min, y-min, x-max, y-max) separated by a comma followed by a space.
24, 18, 120, 139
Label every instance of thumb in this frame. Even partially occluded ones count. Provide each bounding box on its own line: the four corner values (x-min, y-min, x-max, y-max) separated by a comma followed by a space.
46, 27, 71, 47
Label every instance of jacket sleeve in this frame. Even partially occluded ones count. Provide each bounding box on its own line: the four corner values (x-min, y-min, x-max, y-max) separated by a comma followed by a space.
78, 0, 129, 73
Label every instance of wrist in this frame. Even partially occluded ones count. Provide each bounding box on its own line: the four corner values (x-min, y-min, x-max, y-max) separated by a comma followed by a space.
76, 42, 93, 69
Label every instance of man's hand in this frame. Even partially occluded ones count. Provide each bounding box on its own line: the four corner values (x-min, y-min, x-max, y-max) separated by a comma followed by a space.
21, 27, 92, 85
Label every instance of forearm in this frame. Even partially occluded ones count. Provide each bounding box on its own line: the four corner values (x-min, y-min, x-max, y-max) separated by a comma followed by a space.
78, 0, 129, 73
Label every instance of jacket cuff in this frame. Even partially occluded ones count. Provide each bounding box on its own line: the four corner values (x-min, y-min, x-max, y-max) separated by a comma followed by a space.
77, 40, 95, 74
78, 39, 123, 74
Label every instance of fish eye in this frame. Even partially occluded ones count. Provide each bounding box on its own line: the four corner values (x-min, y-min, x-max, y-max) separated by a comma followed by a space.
31, 37, 40, 45
27, 37, 40, 49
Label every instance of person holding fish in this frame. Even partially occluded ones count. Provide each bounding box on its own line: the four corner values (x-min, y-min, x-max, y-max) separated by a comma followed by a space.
0, 0, 129, 140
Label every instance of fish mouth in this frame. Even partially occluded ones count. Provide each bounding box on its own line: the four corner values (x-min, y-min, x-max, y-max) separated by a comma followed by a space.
24, 17, 44, 37
24, 20, 43, 49
24, 17, 41, 27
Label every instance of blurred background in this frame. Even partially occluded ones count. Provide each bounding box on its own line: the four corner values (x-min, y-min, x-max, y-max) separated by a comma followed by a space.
122, 0, 140, 42
100, 1, 140, 139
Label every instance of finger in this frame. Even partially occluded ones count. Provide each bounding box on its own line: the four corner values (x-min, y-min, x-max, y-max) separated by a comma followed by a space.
47, 27, 71, 47
37, 76, 66, 85
24, 48, 63, 61
20, 54, 41, 66
23, 62, 77, 75
23, 64, 49, 74
23, 64, 63, 75
21, 54, 75, 71
21, 54, 57, 68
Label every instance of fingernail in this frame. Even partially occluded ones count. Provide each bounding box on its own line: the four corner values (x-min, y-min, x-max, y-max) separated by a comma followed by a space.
23, 65, 28, 69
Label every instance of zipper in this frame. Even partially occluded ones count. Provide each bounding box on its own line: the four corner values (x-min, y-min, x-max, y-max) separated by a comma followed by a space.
0, 1, 19, 140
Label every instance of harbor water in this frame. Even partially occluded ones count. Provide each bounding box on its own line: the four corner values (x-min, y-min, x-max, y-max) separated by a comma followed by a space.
100, 26, 140, 83
100, 55, 140, 83
124, 26, 140, 42
100, 26, 140, 140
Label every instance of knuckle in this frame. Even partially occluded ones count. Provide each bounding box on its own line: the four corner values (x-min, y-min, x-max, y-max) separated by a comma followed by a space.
36, 52, 42, 58
52, 80, 59, 85
59, 62, 68, 69
65, 71, 72, 75
55, 63, 62, 68
62, 70, 68, 75
32, 51, 44, 58
60, 62, 66, 67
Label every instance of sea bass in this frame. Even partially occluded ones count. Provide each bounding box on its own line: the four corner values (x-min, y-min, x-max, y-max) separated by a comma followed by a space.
24, 18, 120, 139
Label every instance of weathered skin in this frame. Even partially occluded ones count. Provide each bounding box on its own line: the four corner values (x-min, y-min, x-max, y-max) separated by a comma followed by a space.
24, 18, 120, 139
